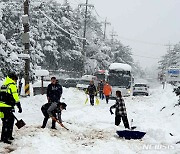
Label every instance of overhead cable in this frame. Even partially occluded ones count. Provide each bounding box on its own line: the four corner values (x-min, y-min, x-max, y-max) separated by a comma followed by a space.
39, 10, 86, 40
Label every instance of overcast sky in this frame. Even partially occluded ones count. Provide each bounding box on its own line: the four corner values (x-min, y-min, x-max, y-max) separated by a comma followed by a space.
61, 0, 180, 69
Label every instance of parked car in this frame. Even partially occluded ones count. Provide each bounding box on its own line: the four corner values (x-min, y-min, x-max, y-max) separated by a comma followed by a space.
133, 83, 149, 96
64, 78, 79, 88
76, 75, 97, 90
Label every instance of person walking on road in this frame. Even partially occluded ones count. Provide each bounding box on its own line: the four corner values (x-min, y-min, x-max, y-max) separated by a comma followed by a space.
103, 81, 112, 104
98, 80, 104, 100
0, 73, 22, 144
110, 90, 130, 129
87, 80, 97, 106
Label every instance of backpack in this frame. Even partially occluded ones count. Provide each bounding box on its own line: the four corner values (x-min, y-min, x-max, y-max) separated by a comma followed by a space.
0, 84, 16, 107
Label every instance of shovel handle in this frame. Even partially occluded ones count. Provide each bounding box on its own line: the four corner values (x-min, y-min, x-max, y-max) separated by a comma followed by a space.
13, 114, 19, 121
51, 117, 69, 130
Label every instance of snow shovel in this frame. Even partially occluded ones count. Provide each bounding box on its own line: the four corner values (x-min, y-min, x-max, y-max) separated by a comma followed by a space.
13, 114, 26, 129
95, 97, 100, 105
116, 119, 146, 140
116, 130, 146, 140
84, 95, 88, 104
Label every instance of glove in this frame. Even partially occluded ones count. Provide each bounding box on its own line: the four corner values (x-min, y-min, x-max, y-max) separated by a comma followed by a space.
110, 109, 114, 115
16, 102, 22, 113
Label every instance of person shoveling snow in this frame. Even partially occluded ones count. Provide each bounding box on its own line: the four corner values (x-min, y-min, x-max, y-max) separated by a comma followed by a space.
110, 90, 146, 140
41, 102, 68, 130
109, 90, 130, 129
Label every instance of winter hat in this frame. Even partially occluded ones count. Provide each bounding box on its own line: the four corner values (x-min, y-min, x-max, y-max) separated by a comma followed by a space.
60, 102, 67, 110
8, 72, 18, 81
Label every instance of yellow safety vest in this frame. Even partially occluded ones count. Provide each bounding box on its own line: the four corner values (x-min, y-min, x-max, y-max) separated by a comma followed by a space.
0, 76, 20, 108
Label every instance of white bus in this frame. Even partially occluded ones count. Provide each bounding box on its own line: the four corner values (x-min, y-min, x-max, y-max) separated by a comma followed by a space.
107, 63, 133, 97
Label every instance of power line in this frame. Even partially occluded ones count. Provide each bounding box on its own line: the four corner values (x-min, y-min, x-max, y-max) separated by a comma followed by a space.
132, 54, 160, 60
117, 36, 169, 47
39, 10, 85, 40
93, 7, 104, 20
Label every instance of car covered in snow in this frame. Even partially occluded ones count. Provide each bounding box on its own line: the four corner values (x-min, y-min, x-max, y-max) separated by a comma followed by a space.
64, 78, 79, 88
133, 83, 149, 96
76, 75, 97, 90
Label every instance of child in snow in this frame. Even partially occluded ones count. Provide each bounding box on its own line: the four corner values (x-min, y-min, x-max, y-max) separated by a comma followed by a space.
41, 102, 68, 130
110, 90, 130, 129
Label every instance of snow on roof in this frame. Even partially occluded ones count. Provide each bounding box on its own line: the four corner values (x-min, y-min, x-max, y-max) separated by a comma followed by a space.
34, 69, 49, 77
109, 63, 132, 71
32, 80, 50, 88
134, 79, 148, 84
81, 75, 97, 81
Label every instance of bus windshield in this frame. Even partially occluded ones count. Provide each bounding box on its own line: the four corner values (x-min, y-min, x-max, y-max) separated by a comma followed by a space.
95, 74, 105, 81
108, 71, 131, 88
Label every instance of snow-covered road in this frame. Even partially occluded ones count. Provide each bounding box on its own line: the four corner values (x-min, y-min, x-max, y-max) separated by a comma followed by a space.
0, 83, 180, 154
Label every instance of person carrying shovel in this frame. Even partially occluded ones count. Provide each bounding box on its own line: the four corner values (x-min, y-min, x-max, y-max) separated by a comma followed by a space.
0, 73, 22, 144
41, 102, 68, 130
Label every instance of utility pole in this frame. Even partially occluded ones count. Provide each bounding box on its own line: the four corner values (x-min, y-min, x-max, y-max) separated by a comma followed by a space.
165, 42, 173, 67
110, 29, 118, 45
22, 0, 30, 95
102, 18, 111, 40
64, 0, 68, 4
79, 0, 94, 74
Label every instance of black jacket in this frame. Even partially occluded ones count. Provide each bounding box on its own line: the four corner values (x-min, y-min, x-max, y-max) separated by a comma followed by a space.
110, 97, 127, 116
98, 82, 104, 92
87, 84, 96, 96
41, 102, 62, 122
47, 83, 62, 102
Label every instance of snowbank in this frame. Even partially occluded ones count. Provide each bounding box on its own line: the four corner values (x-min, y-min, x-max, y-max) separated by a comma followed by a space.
0, 84, 180, 153
34, 69, 49, 77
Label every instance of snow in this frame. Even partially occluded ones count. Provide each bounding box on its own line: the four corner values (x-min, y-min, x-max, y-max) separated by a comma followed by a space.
0, 2, 4, 20
32, 80, 50, 88
0, 83, 180, 153
0, 46, 7, 56
10, 52, 19, 61
109, 63, 132, 72
0, 34, 6, 43
34, 69, 49, 77
134, 79, 148, 84
18, 54, 30, 59
81, 75, 97, 81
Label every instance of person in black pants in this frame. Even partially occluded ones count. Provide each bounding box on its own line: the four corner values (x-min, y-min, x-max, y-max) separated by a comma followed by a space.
98, 80, 104, 100
87, 80, 97, 106
41, 102, 67, 129
1, 110, 15, 143
110, 90, 130, 129
0, 73, 22, 144
46, 77, 63, 129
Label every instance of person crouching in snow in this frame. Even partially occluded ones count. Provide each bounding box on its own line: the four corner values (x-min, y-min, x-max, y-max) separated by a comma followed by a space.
110, 90, 130, 129
41, 102, 68, 130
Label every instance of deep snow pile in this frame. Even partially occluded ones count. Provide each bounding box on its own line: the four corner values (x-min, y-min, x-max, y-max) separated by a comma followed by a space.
0, 84, 180, 154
